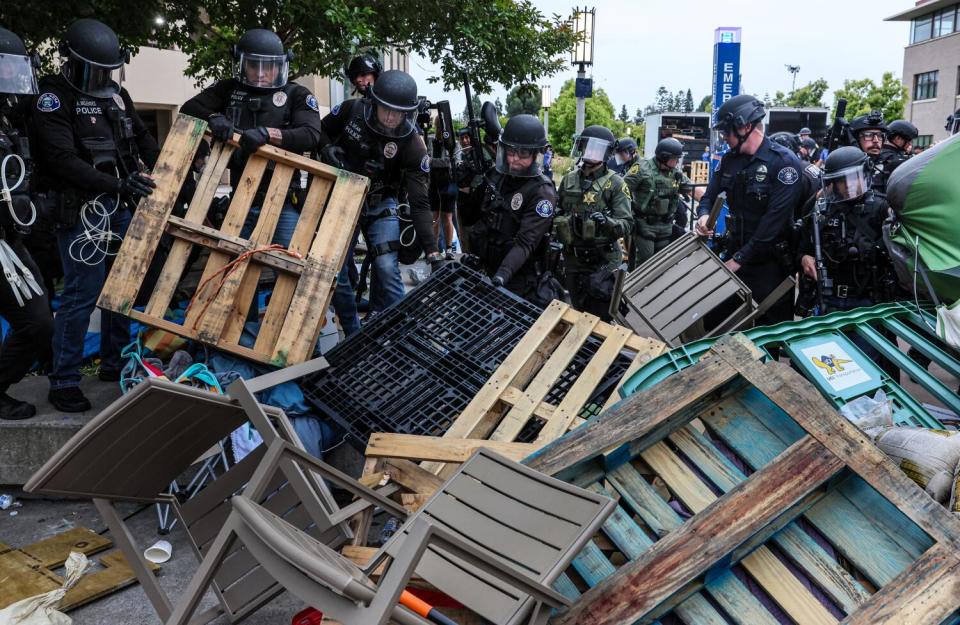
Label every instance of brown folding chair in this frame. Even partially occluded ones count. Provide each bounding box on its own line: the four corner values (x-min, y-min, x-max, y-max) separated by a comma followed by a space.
167, 448, 615, 625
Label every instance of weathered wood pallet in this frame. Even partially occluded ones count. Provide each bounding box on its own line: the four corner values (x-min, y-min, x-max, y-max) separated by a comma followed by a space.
99, 114, 367, 366
616, 233, 757, 347
518, 333, 960, 625
689, 160, 710, 185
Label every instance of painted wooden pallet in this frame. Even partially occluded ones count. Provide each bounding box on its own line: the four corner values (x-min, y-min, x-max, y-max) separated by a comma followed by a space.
98, 114, 367, 366
0, 527, 159, 611
520, 333, 960, 625
690, 160, 710, 186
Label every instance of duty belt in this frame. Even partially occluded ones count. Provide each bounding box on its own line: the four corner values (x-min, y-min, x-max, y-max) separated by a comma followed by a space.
569, 242, 615, 263
639, 214, 673, 224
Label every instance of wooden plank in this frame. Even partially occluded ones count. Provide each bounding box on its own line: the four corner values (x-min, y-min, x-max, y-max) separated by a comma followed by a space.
165, 217, 305, 274
366, 433, 536, 463
383, 458, 445, 495
18, 527, 112, 569
254, 175, 334, 354
271, 170, 367, 366
600, 350, 655, 413
711, 335, 960, 551
99, 114, 207, 314
60, 551, 160, 611
704, 568, 781, 625
145, 138, 235, 318
490, 311, 599, 442
199, 164, 295, 344
548, 435, 843, 625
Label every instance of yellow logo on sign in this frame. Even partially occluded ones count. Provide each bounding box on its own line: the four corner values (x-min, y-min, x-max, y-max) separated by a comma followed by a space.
812, 354, 853, 376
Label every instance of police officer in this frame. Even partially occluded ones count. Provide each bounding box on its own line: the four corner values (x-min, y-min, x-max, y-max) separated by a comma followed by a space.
555, 125, 633, 320
32, 18, 160, 412
626, 137, 694, 268
461, 114, 557, 303
874, 119, 917, 191
695, 95, 805, 325
849, 111, 887, 191
179, 28, 321, 247
0, 26, 53, 419
318, 70, 435, 333
345, 55, 380, 97
800, 137, 819, 164
769, 132, 821, 214
607, 137, 637, 176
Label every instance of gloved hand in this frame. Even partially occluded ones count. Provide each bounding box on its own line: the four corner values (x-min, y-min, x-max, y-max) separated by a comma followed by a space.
492, 275, 505, 287
460, 253, 483, 271
427, 252, 449, 273
590, 211, 608, 227
240, 126, 270, 153
363, 160, 385, 179
320, 145, 346, 168
207, 114, 234, 142
117, 171, 157, 199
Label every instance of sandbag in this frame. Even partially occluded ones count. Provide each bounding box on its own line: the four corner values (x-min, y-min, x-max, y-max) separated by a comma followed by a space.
950, 462, 960, 517
871, 426, 960, 503
0, 552, 88, 625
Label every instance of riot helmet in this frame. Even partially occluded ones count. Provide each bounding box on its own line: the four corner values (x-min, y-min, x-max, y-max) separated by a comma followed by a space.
712, 94, 765, 152
886, 119, 918, 142
495, 114, 547, 178
769, 131, 800, 154
59, 19, 127, 97
233, 29, 291, 91
821, 146, 871, 203
654, 137, 684, 166
0, 27, 37, 96
363, 70, 418, 138
571, 125, 616, 165
346, 55, 381, 82
614, 137, 637, 164
849, 111, 886, 149
800, 137, 818, 160
799, 127, 812, 136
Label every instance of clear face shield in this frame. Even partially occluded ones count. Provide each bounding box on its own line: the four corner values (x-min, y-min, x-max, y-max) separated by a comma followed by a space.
237, 52, 289, 89
822, 164, 869, 204
62, 56, 122, 98
571, 136, 613, 165
495, 142, 544, 177
0, 53, 37, 96
362, 98, 416, 138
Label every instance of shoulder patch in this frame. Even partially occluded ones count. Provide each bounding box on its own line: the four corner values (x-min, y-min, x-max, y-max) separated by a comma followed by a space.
306, 94, 319, 112
621, 182, 631, 196
805, 164, 821, 178
36, 92, 60, 112
420, 155, 431, 173
112, 92, 126, 111
777, 166, 799, 185
627, 163, 640, 175
330, 102, 341, 116
536, 199, 554, 218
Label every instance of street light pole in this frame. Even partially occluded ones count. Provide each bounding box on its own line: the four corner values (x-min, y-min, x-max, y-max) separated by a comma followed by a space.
541, 84, 552, 137
575, 63, 586, 134
571, 7, 595, 135
785, 64, 800, 94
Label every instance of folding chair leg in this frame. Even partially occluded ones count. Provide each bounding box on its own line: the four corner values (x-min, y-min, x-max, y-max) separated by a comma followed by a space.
93, 498, 173, 621
165, 516, 241, 625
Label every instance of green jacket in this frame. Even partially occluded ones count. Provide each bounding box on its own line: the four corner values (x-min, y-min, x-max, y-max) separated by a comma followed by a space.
554, 166, 633, 246
624, 157, 692, 220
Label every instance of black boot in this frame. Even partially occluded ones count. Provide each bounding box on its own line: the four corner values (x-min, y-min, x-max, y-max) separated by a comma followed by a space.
0, 393, 36, 420
48, 387, 91, 413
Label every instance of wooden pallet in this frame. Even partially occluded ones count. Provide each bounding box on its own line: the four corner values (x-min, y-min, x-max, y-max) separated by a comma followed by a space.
0, 527, 159, 611
519, 334, 960, 625
99, 114, 367, 366
690, 160, 710, 185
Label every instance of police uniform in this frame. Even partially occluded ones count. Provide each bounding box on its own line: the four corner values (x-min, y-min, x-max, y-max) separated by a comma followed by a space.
555, 167, 633, 320
319, 97, 434, 331
179, 77, 321, 243
626, 157, 692, 267
699, 138, 805, 324
32, 73, 159, 394
465, 169, 556, 303
872, 143, 909, 194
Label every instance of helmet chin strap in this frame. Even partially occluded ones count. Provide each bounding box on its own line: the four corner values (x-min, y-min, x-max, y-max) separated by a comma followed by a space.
728, 123, 755, 154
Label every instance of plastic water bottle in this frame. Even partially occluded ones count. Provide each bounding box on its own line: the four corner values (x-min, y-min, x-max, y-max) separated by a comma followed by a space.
379, 516, 400, 545
0, 494, 15, 510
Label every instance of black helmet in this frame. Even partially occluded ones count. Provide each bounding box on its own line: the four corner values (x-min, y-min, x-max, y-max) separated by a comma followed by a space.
654, 137, 684, 164
481, 101, 502, 145
886, 119, 918, 141
346, 55, 381, 82
364, 69, 418, 138
801, 137, 818, 151
232, 29, 291, 91
949, 109, 960, 135
769, 131, 800, 154
713, 94, 765, 131
849, 111, 886, 135
0, 27, 37, 96
799, 127, 812, 135
615, 137, 637, 155
495, 114, 547, 177
822, 146, 871, 203
572, 125, 616, 165
60, 19, 127, 97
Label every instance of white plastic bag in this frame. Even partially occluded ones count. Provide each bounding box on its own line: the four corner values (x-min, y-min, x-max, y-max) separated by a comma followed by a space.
0, 552, 88, 625
839, 390, 894, 434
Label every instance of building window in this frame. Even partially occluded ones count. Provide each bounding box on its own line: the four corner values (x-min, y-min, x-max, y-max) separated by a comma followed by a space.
914, 70, 939, 100
914, 135, 933, 150
934, 6, 956, 36
912, 15, 933, 43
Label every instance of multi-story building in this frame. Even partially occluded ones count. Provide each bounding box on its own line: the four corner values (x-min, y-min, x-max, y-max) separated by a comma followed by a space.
123, 45, 408, 143
886, 0, 960, 146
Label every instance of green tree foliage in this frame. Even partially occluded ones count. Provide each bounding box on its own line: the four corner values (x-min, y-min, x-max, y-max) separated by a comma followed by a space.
787, 78, 829, 108
618, 104, 630, 123
633, 108, 644, 124
684, 89, 694, 113
697, 95, 712, 112
505, 83, 541, 117
2, 0, 576, 92
832, 72, 908, 122
547, 78, 618, 154
461, 93, 482, 122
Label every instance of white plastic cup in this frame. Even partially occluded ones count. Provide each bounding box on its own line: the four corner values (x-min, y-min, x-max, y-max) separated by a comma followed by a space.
144, 540, 172, 564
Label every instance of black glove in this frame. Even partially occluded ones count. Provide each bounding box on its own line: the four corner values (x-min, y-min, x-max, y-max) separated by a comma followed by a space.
363, 160, 385, 179
240, 126, 269, 153
117, 172, 157, 199
590, 211, 608, 227
460, 253, 483, 271
428, 252, 449, 273
320, 145, 346, 168
492, 275, 505, 287
207, 114, 233, 142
